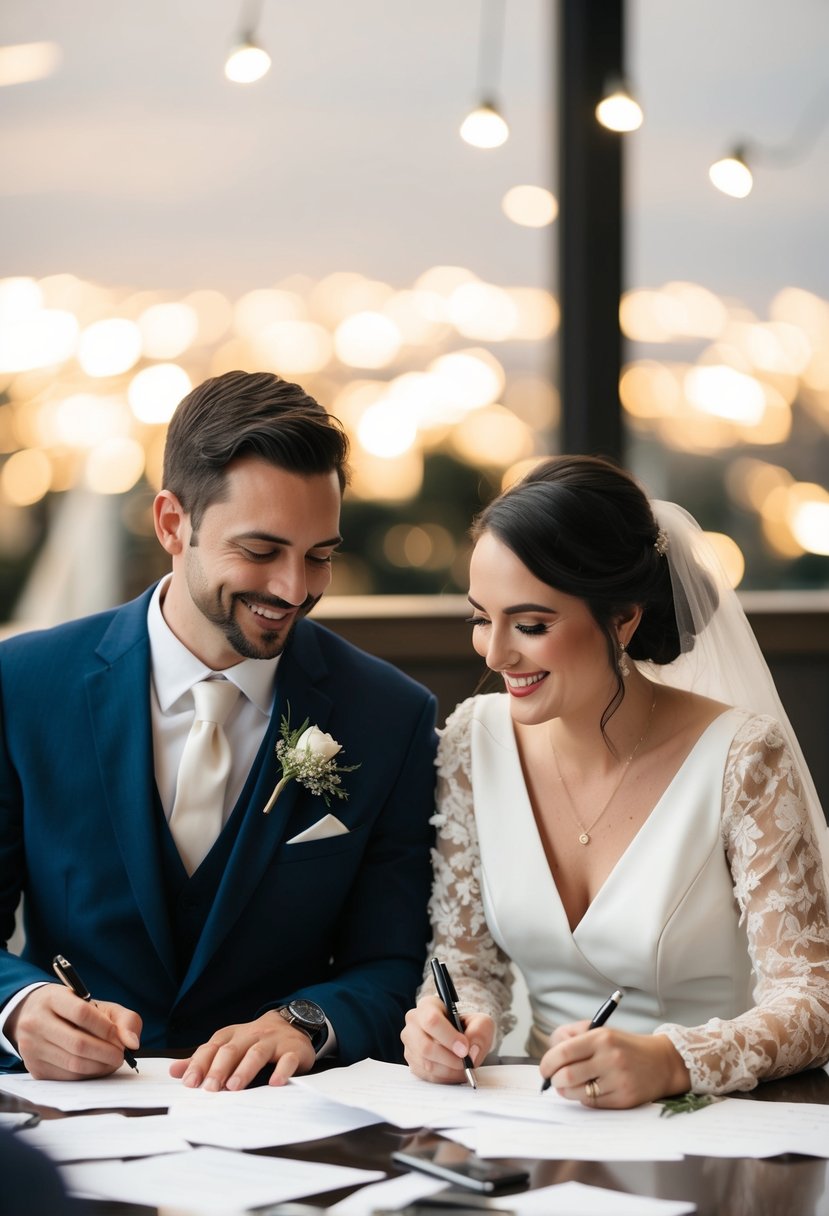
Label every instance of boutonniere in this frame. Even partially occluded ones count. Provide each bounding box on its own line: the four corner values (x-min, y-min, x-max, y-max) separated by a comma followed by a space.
262, 712, 360, 815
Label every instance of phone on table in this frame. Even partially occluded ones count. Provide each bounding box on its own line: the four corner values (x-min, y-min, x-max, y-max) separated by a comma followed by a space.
392, 1132, 529, 1194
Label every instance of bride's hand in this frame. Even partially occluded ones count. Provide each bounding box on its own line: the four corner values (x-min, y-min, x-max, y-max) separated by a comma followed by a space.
539, 1023, 691, 1109
401, 995, 494, 1084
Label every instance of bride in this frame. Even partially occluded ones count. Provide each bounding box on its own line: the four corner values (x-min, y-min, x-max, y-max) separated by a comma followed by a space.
401, 455, 829, 1108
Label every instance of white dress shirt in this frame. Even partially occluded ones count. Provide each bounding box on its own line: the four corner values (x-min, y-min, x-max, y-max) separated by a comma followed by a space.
147, 576, 278, 824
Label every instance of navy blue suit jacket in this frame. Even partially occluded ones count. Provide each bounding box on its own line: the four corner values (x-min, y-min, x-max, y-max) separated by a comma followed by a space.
0, 588, 437, 1072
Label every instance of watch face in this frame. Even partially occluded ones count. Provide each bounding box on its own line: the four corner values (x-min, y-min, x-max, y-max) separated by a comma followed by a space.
289, 998, 326, 1028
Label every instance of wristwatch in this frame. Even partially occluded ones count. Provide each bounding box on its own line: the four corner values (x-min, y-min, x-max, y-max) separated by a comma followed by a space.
277, 998, 329, 1052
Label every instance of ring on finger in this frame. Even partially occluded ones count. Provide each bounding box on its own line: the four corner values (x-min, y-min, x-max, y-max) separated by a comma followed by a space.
584, 1078, 601, 1103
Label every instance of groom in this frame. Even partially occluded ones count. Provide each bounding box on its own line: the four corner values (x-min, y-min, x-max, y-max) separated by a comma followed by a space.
0, 370, 437, 1089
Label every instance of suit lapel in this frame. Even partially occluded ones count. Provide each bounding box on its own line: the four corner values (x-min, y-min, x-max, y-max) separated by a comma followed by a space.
87, 592, 178, 984
179, 622, 333, 998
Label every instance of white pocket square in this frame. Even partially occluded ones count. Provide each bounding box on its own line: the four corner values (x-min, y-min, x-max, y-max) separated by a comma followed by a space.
286, 814, 350, 844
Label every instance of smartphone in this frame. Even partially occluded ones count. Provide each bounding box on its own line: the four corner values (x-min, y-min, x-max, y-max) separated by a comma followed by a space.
392, 1134, 529, 1194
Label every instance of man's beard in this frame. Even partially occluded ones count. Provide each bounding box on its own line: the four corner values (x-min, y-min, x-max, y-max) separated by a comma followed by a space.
189, 578, 320, 660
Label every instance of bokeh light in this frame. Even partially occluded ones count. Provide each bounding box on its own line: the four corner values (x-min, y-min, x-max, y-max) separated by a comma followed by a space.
501, 186, 558, 228
85, 438, 146, 495
347, 447, 424, 501
0, 41, 62, 87
704, 532, 746, 589
1, 448, 52, 505
334, 312, 402, 368
40, 394, 131, 449
0, 309, 78, 373
138, 303, 198, 359
452, 404, 533, 467
251, 321, 333, 374
128, 365, 193, 424
356, 399, 418, 458
448, 283, 518, 341
77, 319, 142, 377
383, 523, 456, 570
428, 348, 505, 413
0, 265, 825, 604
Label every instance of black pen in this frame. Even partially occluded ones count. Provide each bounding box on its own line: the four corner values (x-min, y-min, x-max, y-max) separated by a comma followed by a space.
541, 988, 623, 1092
52, 954, 139, 1072
430, 956, 477, 1089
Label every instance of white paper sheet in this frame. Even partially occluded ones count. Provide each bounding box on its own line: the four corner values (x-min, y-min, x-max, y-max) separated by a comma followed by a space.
18, 1112, 191, 1161
293, 1059, 667, 1132
462, 1095, 829, 1162
293, 1059, 569, 1128
60, 1145, 384, 1213
507, 1181, 695, 1215
657, 1096, 829, 1159
164, 1087, 380, 1148
326, 1170, 448, 1214
460, 1118, 684, 1161
0, 1056, 192, 1111
0, 1056, 382, 1143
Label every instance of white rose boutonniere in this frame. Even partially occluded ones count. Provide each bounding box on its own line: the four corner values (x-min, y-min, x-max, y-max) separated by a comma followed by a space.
262, 711, 360, 815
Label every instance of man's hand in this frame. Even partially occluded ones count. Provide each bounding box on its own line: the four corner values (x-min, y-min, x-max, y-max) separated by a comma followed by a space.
401, 995, 494, 1084
7, 985, 142, 1081
168, 1011, 317, 1091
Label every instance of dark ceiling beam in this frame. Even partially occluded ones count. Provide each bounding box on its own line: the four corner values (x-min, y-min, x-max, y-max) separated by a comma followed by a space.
557, 0, 625, 459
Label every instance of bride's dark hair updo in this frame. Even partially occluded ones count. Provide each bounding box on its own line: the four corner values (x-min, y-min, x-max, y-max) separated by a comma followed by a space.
471, 455, 718, 720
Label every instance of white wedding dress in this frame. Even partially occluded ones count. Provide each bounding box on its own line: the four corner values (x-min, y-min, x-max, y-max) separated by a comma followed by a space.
424, 693, 829, 1093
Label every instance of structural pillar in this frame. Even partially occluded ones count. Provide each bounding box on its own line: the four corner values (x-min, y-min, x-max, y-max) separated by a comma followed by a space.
557, 0, 625, 459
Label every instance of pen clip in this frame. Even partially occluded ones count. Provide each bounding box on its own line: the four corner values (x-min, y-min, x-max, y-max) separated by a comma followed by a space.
51, 954, 90, 1000
443, 967, 459, 1004
430, 958, 456, 1007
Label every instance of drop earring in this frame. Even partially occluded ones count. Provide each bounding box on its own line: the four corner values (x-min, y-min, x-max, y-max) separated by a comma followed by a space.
618, 642, 631, 678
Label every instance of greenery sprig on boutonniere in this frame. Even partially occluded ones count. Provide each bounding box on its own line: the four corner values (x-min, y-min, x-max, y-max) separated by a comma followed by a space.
262, 711, 360, 815
659, 1093, 720, 1117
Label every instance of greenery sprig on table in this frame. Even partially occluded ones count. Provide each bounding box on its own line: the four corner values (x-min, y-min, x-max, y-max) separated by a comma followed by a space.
659, 1092, 720, 1117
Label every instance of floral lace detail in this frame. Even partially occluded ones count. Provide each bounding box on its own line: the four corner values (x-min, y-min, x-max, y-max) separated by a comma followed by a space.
659, 714, 829, 1093
418, 697, 516, 1041
421, 699, 829, 1091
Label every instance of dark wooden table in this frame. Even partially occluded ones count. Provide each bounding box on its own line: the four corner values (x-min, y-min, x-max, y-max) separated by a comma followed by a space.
2, 1063, 829, 1216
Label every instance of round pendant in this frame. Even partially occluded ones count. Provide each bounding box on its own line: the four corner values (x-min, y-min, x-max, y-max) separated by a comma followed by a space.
579, 832, 590, 845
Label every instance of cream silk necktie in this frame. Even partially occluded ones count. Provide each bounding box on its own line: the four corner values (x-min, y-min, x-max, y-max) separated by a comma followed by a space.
169, 679, 241, 876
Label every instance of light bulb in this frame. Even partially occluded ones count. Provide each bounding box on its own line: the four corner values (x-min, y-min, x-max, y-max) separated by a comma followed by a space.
460, 101, 509, 149
595, 83, 643, 133
224, 37, 271, 84
709, 150, 753, 199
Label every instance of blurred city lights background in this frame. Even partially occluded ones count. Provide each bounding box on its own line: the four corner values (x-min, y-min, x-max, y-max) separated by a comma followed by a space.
1, 0, 828, 623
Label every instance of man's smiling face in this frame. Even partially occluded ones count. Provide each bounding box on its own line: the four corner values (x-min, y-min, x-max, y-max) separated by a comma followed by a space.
161, 456, 342, 669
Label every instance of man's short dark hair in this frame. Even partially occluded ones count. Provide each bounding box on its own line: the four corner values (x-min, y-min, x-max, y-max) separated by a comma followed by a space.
162, 370, 350, 530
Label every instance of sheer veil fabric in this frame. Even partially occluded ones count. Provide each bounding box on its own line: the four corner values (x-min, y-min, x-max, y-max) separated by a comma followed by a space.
642, 500, 829, 884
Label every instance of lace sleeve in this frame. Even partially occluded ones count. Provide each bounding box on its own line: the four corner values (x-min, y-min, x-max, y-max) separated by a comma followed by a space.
417, 697, 516, 1043
658, 715, 829, 1093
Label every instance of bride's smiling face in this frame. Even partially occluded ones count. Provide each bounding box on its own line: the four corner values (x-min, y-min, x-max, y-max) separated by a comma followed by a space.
468, 531, 617, 725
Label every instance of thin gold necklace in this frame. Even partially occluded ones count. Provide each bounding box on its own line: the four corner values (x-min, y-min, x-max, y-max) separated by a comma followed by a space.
551, 689, 657, 846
